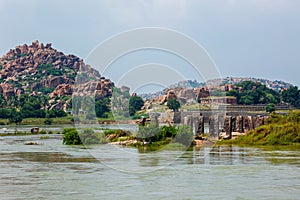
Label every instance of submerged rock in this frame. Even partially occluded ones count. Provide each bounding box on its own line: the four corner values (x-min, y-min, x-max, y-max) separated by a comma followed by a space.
25, 141, 38, 145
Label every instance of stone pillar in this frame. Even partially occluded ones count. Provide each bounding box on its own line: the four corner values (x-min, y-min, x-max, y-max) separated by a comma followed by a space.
223, 116, 233, 139
214, 115, 219, 138
209, 115, 219, 137
244, 116, 253, 133
193, 116, 199, 136
183, 115, 193, 129
173, 111, 181, 124
231, 116, 236, 132
197, 115, 204, 135
209, 116, 215, 136
154, 114, 159, 127
236, 116, 244, 133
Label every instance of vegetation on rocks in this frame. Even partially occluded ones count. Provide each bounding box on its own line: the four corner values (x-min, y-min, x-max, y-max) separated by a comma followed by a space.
62, 124, 194, 147
137, 123, 193, 146
226, 81, 280, 105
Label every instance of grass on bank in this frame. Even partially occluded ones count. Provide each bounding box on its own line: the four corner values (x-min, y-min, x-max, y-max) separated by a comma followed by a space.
218, 111, 300, 146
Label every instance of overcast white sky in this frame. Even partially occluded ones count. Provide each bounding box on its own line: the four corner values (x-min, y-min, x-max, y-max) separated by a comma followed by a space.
0, 0, 299, 86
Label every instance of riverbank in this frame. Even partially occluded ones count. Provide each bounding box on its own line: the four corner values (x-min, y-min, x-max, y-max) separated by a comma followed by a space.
218, 111, 300, 146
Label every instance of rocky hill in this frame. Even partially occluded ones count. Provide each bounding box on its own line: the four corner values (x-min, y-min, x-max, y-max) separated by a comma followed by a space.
140, 77, 293, 100
206, 77, 293, 92
0, 40, 114, 111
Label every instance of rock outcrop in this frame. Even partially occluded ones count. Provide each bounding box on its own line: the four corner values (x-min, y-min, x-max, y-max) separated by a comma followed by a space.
0, 40, 114, 111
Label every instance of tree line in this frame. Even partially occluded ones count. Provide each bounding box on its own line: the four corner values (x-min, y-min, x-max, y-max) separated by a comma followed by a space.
0, 94, 67, 124
226, 81, 300, 108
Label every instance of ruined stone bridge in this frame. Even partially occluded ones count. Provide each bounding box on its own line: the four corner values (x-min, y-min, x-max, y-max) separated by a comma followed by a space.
149, 110, 268, 139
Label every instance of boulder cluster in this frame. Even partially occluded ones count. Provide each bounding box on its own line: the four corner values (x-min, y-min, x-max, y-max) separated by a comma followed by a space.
0, 40, 114, 110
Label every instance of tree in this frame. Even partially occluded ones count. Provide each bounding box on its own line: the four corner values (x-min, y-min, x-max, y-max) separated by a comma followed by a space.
282, 86, 300, 108
167, 98, 180, 111
95, 97, 111, 118
8, 111, 23, 125
227, 81, 280, 105
266, 103, 275, 113
129, 96, 144, 116
62, 128, 82, 145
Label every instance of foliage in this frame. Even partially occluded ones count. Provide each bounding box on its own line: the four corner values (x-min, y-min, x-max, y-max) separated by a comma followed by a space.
40, 136, 50, 140
226, 81, 280, 105
129, 96, 144, 116
167, 98, 181, 111
173, 125, 194, 146
44, 118, 53, 125
46, 109, 67, 118
85, 113, 96, 120
131, 112, 149, 120
79, 128, 108, 144
282, 86, 300, 108
37, 86, 55, 94
137, 123, 193, 146
95, 97, 111, 118
8, 111, 23, 125
265, 103, 275, 113
37, 63, 63, 76
62, 128, 82, 145
137, 123, 161, 143
0, 108, 15, 118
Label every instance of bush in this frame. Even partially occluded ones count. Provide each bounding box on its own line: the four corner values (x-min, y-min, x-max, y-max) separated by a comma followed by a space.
62, 128, 82, 145
137, 124, 192, 146
266, 103, 275, 113
79, 128, 108, 144
167, 98, 180, 111
137, 123, 160, 142
129, 96, 144, 116
44, 118, 53, 125
174, 125, 194, 146
39, 130, 47, 134
85, 113, 96, 120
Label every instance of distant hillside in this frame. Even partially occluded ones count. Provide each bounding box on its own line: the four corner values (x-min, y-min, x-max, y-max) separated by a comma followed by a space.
206, 77, 293, 92
140, 77, 293, 100
140, 80, 204, 100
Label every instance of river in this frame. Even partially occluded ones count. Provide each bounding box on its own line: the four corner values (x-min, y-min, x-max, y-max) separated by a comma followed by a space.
0, 134, 299, 199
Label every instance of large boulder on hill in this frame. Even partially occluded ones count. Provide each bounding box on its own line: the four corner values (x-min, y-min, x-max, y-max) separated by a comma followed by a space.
0, 83, 15, 99
50, 84, 74, 98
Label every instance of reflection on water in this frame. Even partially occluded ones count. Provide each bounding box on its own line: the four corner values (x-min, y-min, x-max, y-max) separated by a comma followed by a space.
7, 152, 98, 163
0, 135, 299, 200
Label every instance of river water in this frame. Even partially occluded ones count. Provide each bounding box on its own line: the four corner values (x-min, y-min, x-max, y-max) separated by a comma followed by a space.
0, 134, 299, 200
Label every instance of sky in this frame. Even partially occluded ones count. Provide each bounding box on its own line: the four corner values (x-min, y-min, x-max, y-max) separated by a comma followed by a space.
0, 0, 299, 89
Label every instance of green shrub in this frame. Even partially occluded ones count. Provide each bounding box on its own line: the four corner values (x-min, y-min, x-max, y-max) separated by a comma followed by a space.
137, 124, 192, 146
62, 128, 82, 145
137, 123, 160, 142
44, 118, 53, 125
79, 128, 108, 145
40, 136, 50, 140
39, 130, 47, 134
174, 125, 194, 146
